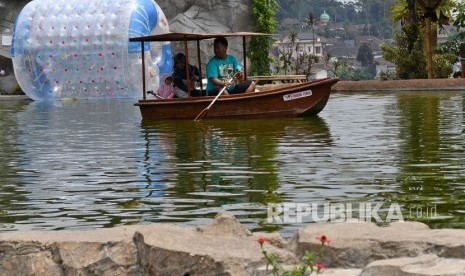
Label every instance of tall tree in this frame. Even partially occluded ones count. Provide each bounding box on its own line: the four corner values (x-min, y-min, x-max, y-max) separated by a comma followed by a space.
305, 13, 316, 55
357, 43, 374, 67
416, 0, 445, 79
454, 1, 465, 40
389, 0, 455, 78
287, 32, 300, 74
249, 0, 278, 76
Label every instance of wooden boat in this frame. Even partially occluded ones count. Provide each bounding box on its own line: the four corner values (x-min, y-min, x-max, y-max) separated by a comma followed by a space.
129, 32, 339, 120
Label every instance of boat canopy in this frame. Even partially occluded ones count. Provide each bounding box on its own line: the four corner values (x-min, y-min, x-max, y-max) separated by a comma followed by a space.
129, 32, 270, 42
129, 32, 271, 99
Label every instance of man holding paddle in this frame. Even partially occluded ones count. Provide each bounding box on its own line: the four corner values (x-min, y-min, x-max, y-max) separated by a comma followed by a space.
205, 36, 256, 96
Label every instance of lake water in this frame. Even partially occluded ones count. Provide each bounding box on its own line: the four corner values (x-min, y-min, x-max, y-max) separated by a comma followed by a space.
1, 91, 465, 237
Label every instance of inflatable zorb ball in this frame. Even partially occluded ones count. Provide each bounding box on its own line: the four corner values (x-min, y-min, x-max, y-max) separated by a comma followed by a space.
11, 0, 172, 100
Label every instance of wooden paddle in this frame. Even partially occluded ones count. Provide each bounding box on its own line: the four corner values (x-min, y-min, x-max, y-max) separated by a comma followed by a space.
194, 72, 239, 121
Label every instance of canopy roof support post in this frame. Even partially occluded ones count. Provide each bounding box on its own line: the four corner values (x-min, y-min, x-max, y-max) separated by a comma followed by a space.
184, 36, 191, 97
242, 36, 247, 80
141, 41, 146, 100
197, 39, 203, 90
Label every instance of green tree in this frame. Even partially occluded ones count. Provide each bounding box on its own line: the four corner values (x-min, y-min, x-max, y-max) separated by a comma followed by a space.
287, 32, 302, 74
381, 26, 427, 79
356, 43, 374, 67
388, 0, 456, 78
249, 0, 278, 76
277, 49, 293, 75
453, 1, 465, 40
305, 12, 316, 55
303, 54, 320, 79
416, 0, 446, 79
432, 53, 456, 78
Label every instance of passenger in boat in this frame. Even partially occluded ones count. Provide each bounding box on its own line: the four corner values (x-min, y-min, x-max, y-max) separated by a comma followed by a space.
172, 53, 204, 98
206, 36, 256, 96
155, 73, 175, 99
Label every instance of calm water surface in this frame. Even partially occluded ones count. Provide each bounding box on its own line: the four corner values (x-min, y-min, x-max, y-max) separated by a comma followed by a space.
1, 91, 465, 236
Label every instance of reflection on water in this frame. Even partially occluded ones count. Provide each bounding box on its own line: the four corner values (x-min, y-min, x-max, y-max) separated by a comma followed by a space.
1, 92, 465, 236
394, 93, 465, 228
139, 118, 332, 231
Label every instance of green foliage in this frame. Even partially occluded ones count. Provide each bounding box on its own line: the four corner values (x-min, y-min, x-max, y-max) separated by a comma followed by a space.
390, 0, 456, 27
273, 31, 321, 76
259, 237, 328, 275
276, 46, 293, 75
436, 37, 461, 58
333, 61, 352, 80
453, 1, 465, 40
380, 26, 457, 79
329, 60, 375, 81
303, 54, 320, 78
380, 27, 427, 79
305, 12, 316, 29
276, 0, 394, 38
379, 70, 398, 80
432, 53, 456, 78
249, 0, 278, 76
357, 43, 374, 67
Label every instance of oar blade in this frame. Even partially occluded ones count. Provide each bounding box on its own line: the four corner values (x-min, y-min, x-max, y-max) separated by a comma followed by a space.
194, 107, 210, 121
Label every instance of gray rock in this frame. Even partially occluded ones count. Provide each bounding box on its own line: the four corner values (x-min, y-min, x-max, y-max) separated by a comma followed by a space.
288, 221, 465, 268
0, 226, 143, 275
324, 268, 363, 276
168, 4, 253, 71
361, 254, 465, 276
0, 214, 293, 275
134, 213, 294, 275
0, 74, 20, 95
159, 0, 254, 32
3, 215, 465, 275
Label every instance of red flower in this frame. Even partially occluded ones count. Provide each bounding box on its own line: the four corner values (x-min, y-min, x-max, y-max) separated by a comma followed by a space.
316, 235, 331, 245
257, 237, 271, 245
314, 262, 327, 271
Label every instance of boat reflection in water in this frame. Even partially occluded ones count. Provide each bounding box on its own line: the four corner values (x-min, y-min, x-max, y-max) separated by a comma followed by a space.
139, 117, 332, 230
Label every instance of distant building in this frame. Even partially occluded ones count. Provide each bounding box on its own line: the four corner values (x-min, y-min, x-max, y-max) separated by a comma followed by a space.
374, 57, 396, 79
320, 11, 330, 26
280, 18, 301, 30
273, 32, 327, 59
325, 39, 357, 60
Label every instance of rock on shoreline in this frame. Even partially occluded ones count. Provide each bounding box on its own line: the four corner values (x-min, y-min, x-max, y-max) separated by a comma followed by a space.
1, 213, 465, 275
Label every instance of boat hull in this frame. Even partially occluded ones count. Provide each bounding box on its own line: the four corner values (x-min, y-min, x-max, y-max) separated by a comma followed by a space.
135, 77, 338, 120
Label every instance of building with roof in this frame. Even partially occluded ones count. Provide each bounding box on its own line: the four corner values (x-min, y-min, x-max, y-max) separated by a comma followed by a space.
273, 32, 327, 59
320, 11, 330, 26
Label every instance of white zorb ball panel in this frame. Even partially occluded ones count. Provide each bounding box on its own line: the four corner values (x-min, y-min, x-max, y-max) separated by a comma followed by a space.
11, 0, 172, 100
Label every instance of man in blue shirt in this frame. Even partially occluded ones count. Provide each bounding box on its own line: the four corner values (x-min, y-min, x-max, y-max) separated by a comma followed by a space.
206, 36, 256, 96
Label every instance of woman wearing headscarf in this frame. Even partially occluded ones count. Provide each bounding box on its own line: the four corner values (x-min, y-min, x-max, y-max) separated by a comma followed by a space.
172, 53, 204, 98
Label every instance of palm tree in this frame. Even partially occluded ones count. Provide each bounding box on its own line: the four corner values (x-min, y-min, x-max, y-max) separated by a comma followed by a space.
288, 31, 298, 51
287, 32, 301, 74
305, 13, 316, 55
389, 0, 455, 79
416, 0, 445, 79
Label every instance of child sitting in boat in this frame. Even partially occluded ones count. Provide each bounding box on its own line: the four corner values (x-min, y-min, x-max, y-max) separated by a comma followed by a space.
154, 73, 175, 99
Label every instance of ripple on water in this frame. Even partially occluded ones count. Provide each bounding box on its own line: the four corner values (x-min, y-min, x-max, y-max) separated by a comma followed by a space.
2, 94, 465, 235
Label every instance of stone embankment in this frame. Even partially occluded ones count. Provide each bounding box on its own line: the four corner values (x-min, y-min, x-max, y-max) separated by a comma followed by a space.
333, 78, 465, 92
1, 213, 465, 275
